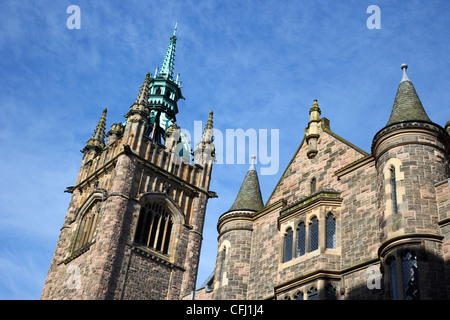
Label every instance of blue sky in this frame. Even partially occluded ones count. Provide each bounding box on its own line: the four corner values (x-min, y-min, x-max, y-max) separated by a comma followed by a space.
0, 0, 448, 299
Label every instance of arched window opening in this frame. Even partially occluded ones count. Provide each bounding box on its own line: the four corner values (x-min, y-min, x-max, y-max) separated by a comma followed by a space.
310, 177, 317, 194
283, 228, 293, 262
307, 287, 318, 300
294, 291, 304, 300
296, 222, 306, 257
309, 217, 319, 252
134, 203, 173, 255
326, 214, 336, 249
73, 201, 101, 253
219, 247, 227, 287
325, 284, 337, 300
390, 166, 398, 214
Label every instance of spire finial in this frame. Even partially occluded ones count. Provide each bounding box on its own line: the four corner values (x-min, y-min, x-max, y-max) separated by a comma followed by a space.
160, 23, 178, 79
205, 110, 214, 130
135, 72, 151, 105
400, 63, 410, 82
84, 108, 107, 152
309, 99, 321, 115
249, 155, 257, 171
173, 21, 178, 36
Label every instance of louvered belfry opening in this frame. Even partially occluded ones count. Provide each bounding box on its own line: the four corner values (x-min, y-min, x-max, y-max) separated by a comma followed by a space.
135, 202, 173, 255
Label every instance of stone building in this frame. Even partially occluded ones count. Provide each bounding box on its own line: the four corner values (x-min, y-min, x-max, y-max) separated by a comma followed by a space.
41, 26, 217, 300
42, 24, 450, 300
194, 64, 450, 300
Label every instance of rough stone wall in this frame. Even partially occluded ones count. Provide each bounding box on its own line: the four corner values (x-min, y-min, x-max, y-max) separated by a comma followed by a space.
436, 180, 450, 296
267, 129, 366, 207
338, 160, 381, 268
341, 263, 384, 300
247, 209, 279, 299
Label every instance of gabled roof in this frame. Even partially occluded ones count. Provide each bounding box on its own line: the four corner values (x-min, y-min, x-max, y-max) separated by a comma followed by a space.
265, 117, 368, 206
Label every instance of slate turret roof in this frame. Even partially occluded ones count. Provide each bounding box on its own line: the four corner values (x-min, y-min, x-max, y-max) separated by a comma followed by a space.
386, 64, 431, 126
228, 156, 264, 212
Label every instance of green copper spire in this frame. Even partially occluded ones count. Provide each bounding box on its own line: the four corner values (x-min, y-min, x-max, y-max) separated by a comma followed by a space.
159, 22, 178, 79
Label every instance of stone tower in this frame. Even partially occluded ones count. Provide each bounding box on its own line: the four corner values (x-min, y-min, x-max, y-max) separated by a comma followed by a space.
213, 156, 264, 299
372, 64, 450, 299
41, 26, 216, 300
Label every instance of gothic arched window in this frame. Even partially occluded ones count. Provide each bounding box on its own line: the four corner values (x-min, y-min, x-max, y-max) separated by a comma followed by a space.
307, 287, 318, 300
219, 247, 227, 287
296, 222, 306, 257
309, 217, 319, 252
294, 291, 304, 300
326, 214, 336, 249
310, 177, 317, 194
325, 284, 337, 300
283, 228, 293, 262
73, 201, 101, 253
134, 202, 173, 255
390, 166, 398, 214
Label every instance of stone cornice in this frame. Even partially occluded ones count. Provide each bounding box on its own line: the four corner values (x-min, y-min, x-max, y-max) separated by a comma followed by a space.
278, 190, 342, 223
371, 120, 450, 157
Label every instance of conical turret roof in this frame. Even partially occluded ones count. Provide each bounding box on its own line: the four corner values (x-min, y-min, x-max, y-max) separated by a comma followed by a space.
386, 64, 431, 126
228, 156, 264, 212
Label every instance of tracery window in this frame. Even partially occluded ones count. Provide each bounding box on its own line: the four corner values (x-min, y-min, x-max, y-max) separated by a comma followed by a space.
294, 291, 304, 300
307, 287, 318, 300
296, 222, 306, 257
387, 250, 420, 300
73, 201, 101, 253
402, 251, 420, 300
283, 228, 293, 262
309, 217, 319, 252
325, 284, 337, 300
134, 202, 173, 255
326, 214, 336, 249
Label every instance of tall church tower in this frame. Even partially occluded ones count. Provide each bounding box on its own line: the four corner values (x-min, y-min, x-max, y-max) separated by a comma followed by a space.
41, 25, 216, 300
